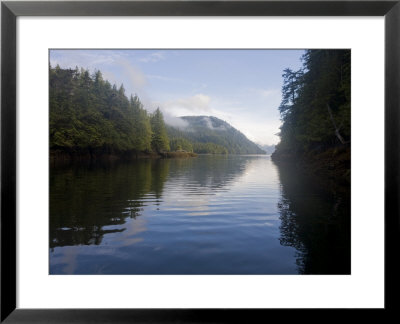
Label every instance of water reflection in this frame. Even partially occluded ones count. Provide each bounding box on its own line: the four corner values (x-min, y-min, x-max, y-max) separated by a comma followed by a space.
275, 161, 351, 274
50, 155, 350, 274
50, 156, 249, 250
50, 159, 170, 248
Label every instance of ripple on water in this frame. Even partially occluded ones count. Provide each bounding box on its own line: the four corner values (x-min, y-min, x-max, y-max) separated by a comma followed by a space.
51, 155, 334, 274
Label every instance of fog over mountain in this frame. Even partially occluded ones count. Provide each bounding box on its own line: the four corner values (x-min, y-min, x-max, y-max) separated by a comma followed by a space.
166, 116, 266, 155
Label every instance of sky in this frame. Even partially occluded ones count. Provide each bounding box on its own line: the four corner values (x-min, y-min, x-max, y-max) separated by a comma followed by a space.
50, 49, 304, 146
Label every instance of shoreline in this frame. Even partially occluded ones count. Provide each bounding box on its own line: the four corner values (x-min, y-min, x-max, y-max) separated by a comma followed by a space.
271, 145, 350, 184
50, 149, 198, 165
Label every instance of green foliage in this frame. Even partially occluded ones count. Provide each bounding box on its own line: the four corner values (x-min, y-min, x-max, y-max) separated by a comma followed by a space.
150, 108, 170, 153
192, 142, 228, 154
167, 116, 265, 154
130, 95, 152, 152
50, 65, 263, 158
50, 65, 153, 155
274, 50, 351, 157
169, 138, 193, 152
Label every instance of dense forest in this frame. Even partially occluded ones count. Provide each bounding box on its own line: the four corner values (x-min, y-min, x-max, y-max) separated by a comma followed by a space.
167, 116, 265, 155
50, 65, 168, 158
50, 65, 264, 160
272, 49, 351, 180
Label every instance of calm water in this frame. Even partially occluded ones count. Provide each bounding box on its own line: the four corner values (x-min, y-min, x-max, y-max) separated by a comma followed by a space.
50, 155, 350, 274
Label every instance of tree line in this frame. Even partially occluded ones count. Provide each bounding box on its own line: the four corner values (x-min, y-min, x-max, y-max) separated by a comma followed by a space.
50, 65, 265, 158
167, 116, 265, 155
50, 65, 170, 157
273, 49, 351, 161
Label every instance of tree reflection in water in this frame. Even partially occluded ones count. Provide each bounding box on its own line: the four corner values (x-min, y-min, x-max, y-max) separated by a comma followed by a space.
50, 159, 170, 248
275, 161, 351, 274
50, 156, 248, 250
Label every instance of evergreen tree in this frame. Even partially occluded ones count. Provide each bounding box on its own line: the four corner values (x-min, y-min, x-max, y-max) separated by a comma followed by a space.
130, 95, 152, 152
150, 108, 170, 152
50, 65, 265, 158
274, 49, 351, 157
50, 66, 155, 156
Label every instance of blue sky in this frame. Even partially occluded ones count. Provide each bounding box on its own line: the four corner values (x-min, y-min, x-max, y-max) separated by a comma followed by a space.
50, 49, 304, 145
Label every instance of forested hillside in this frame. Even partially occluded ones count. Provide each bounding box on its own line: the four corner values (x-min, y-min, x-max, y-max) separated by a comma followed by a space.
272, 50, 350, 180
168, 116, 266, 155
50, 65, 264, 159
50, 65, 170, 159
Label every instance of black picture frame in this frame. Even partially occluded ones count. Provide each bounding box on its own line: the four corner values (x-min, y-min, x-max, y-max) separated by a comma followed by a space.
1, 0, 399, 322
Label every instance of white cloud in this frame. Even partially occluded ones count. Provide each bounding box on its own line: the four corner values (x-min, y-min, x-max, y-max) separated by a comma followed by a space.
155, 94, 280, 145
160, 94, 212, 116
138, 52, 165, 63
49, 50, 282, 146
162, 112, 189, 128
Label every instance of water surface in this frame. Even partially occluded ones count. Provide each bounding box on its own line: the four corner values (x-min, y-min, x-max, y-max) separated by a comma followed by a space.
50, 155, 350, 274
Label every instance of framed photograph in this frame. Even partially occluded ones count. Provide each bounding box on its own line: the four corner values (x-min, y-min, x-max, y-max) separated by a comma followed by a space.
1, 0, 399, 322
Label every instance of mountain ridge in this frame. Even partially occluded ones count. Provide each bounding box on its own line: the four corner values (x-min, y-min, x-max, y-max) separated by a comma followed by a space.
167, 115, 266, 155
